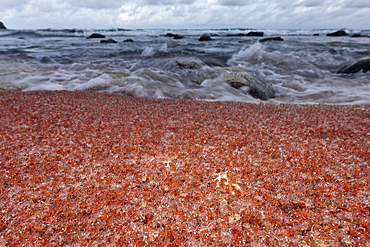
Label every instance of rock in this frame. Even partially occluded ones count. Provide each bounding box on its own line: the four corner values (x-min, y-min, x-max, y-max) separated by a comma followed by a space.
176, 58, 205, 69
199, 34, 212, 41
173, 35, 184, 39
337, 57, 370, 74
326, 30, 348, 36
227, 32, 264, 37
246, 31, 264, 37
225, 72, 275, 100
0, 21, 6, 29
88, 33, 106, 39
165, 33, 175, 37
259, 37, 284, 43
351, 34, 369, 38
100, 39, 117, 44
40, 57, 53, 63
124, 38, 134, 42
313, 33, 320, 36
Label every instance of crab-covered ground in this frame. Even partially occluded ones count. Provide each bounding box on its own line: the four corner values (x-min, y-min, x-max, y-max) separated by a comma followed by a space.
0, 91, 369, 246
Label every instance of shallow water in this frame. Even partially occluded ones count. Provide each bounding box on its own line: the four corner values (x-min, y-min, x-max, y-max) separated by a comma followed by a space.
1, 28, 369, 104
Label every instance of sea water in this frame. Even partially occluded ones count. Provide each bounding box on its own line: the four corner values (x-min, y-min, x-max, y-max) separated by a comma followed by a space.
0, 28, 369, 104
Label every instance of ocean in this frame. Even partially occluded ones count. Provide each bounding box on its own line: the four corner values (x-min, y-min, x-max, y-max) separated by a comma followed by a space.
0, 28, 369, 104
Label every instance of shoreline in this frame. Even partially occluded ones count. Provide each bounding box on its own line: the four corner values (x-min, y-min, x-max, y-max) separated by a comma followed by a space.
1, 90, 369, 245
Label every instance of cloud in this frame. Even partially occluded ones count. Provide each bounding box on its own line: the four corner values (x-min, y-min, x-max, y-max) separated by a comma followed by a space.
1, 0, 370, 29
216, 0, 252, 6
296, 0, 323, 7
344, 0, 370, 8
144, 0, 196, 5
64, 0, 124, 9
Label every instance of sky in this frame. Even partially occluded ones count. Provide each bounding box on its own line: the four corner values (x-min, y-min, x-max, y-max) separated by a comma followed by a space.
1, 0, 369, 30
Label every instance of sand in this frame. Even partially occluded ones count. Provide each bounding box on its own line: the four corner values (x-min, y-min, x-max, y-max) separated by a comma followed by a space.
0, 90, 369, 246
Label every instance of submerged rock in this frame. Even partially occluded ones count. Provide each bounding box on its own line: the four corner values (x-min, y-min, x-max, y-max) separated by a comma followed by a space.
124, 38, 134, 42
88, 33, 106, 39
247, 31, 264, 37
173, 35, 184, 39
337, 57, 370, 74
0, 21, 6, 29
100, 39, 117, 44
199, 34, 212, 41
259, 37, 284, 43
225, 72, 274, 100
327, 30, 348, 37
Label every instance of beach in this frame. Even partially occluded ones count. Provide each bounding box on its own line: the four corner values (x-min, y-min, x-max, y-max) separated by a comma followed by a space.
0, 90, 369, 245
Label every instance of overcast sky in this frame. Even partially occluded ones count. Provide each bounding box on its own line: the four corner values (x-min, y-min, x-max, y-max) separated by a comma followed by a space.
1, 0, 369, 30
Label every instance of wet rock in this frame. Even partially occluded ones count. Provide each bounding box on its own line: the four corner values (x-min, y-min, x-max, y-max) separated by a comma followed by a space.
40, 57, 53, 63
337, 57, 370, 74
247, 31, 264, 37
176, 58, 205, 69
225, 72, 275, 100
351, 34, 369, 38
173, 35, 184, 39
227, 32, 263, 37
326, 30, 348, 36
259, 37, 284, 43
100, 39, 117, 44
0, 21, 6, 29
88, 33, 106, 39
124, 38, 134, 42
199, 34, 212, 41
313, 33, 320, 36
165, 33, 175, 37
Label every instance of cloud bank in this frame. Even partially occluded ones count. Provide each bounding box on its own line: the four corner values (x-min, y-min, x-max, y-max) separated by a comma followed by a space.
0, 0, 369, 29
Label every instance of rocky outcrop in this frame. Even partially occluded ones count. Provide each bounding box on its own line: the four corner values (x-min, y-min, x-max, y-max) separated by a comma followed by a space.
259, 37, 283, 43
88, 33, 106, 39
337, 57, 370, 74
225, 72, 274, 100
100, 39, 117, 44
199, 34, 212, 41
327, 30, 348, 37
124, 39, 134, 42
0, 21, 6, 29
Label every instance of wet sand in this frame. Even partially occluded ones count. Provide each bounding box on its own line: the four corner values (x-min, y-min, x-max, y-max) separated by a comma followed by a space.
1, 90, 369, 246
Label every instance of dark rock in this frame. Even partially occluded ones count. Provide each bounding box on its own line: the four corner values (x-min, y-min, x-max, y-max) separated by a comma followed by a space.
313, 33, 320, 36
0, 21, 6, 29
211, 33, 219, 36
199, 34, 212, 41
165, 33, 175, 37
246, 31, 264, 37
124, 38, 134, 42
40, 56, 53, 63
173, 35, 184, 39
225, 72, 275, 100
326, 30, 348, 36
337, 57, 370, 74
351, 34, 369, 38
100, 39, 117, 44
88, 33, 106, 39
259, 37, 284, 43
